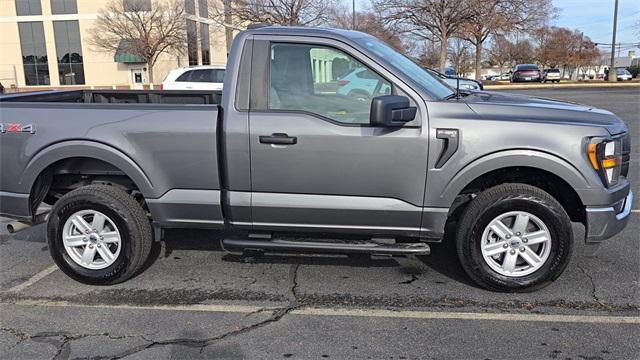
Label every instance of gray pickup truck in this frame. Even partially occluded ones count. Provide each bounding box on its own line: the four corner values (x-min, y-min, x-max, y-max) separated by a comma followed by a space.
0, 26, 632, 292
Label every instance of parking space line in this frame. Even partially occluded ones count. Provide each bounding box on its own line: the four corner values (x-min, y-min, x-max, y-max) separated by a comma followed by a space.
4, 299, 639, 325
5, 265, 58, 293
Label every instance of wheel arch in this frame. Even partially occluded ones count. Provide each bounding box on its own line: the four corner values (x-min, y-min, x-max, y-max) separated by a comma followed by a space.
22, 141, 155, 218
442, 150, 588, 223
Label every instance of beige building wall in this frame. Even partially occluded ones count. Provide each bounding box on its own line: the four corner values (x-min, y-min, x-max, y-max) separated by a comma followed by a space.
0, 0, 228, 90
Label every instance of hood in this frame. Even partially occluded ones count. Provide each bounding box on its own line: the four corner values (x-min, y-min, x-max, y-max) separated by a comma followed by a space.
464, 91, 627, 135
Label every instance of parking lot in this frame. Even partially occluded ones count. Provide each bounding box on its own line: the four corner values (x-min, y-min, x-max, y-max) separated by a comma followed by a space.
1, 87, 638, 359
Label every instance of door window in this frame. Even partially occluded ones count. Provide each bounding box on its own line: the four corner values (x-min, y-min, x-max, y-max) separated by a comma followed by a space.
268, 43, 392, 125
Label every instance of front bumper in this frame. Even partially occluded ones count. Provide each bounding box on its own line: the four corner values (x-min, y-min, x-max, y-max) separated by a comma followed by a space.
585, 191, 633, 243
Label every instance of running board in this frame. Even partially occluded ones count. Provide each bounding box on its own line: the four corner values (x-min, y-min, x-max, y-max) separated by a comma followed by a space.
221, 239, 430, 256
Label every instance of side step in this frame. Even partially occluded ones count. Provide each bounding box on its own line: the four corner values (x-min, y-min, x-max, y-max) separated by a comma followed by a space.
221, 238, 430, 256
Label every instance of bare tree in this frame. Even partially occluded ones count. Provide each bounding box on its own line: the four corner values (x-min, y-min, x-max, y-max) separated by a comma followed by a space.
448, 38, 473, 76
213, 0, 337, 27
416, 40, 441, 67
89, 0, 186, 84
488, 35, 513, 74
374, 0, 474, 70
459, 0, 554, 80
330, 10, 406, 52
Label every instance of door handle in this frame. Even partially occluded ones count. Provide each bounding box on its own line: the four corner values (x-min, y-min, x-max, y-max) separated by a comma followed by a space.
259, 133, 297, 145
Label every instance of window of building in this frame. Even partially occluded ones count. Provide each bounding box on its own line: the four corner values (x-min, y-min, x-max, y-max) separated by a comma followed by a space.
51, 0, 77, 14
268, 43, 392, 125
187, 19, 198, 66
53, 21, 85, 85
198, 0, 208, 17
123, 0, 151, 12
18, 22, 50, 86
200, 23, 210, 65
185, 0, 195, 15
15, 0, 42, 16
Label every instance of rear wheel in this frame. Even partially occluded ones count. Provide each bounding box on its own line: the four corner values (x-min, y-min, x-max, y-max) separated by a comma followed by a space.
47, 185, 152, 285
456, 184, 573, 292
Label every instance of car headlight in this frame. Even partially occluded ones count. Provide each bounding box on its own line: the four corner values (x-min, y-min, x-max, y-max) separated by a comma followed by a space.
587, 138, 622, 187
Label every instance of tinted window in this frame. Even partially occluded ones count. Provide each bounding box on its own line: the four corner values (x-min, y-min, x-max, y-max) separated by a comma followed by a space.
53, 20, 85, 85
269, 43, 392, 125
200, 23, 210, 65
15, 0, 42, 15
545, 69, 560, 73
123, 0, 151, 11
187, 20, 198, 66
176, 70, 193, 82
18, 22, 50, 85
198, 0, 208, 17
211, 69, 224, 82
185, 0, 195, 14
51, 0, 77, 14
517, 65, 539, 71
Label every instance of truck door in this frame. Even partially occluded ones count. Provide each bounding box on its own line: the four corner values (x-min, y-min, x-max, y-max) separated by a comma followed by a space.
247, 39, 429, 237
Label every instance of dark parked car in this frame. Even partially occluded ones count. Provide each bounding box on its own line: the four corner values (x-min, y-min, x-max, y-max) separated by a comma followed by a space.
0, 26, 632, 292
0, 82, 4, 94
511, 64, 542, 83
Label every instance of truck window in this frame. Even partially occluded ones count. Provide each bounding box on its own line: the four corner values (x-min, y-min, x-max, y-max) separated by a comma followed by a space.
268, 43, 392, 125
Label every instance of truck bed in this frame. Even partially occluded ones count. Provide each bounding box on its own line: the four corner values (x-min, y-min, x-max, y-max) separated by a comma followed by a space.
0, 89, 222, 105
0, 89, 223, 227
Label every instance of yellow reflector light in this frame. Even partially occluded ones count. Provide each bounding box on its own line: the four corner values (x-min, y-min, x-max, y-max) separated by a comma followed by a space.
588, 144, 599, 170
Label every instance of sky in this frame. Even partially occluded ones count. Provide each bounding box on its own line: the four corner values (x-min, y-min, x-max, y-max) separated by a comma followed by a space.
551, 0, 640, 56
353, 0, 640, 57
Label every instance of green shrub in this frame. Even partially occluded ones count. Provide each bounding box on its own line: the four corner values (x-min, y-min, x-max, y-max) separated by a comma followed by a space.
628, 65, 640, 78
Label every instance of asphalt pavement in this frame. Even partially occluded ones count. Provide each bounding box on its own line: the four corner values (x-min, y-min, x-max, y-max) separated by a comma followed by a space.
0, 87, 638, 359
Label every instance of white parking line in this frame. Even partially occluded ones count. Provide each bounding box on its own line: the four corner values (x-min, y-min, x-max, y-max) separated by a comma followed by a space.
4, 299, 639, 325
5, 265, 58, 293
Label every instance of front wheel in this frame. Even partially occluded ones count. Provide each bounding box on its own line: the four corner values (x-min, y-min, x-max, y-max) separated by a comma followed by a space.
47, 185, 152, 285
456, 184, 573, 292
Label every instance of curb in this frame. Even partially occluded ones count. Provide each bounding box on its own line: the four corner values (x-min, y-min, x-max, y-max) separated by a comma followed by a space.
485, 82, 640, 90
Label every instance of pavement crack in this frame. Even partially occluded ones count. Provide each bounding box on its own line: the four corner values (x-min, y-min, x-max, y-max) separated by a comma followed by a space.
575, 264, 611, 310
96, 264, 303, 359
399, 274, 419, 285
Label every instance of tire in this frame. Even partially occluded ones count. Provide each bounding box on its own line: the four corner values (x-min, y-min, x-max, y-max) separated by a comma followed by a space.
47, 184, 152, 285
456, 184, 573, 292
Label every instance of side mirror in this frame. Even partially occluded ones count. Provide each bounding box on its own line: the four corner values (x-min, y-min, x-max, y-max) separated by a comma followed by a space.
370, 95, 417, 127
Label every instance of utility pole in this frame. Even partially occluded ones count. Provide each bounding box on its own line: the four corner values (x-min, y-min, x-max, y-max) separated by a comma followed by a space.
608, 0, 618, 82
352, 0, 356, 30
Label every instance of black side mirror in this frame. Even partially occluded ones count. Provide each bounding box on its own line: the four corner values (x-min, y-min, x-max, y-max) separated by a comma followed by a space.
370, 95, 417, 127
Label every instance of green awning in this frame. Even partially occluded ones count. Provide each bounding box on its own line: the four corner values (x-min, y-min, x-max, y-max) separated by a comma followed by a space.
114, 40, 145, 63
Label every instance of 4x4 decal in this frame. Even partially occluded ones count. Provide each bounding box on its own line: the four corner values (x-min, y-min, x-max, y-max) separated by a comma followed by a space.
0, 123, 35, 134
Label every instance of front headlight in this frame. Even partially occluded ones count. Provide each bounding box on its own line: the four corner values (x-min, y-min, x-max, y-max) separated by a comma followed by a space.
587, 138, 622, 187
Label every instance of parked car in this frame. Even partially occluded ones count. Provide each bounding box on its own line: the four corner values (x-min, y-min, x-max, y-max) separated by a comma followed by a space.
542, 68, 561, 83
511, 64, 542, 82
161, 66, 225, 91
435, 67, 458, 77
616, 68, 633, 81
424, 67, 483, 91
336, 67, 392, 101
0, 82, 4, 94
489, 73, 511, 81
0, 26, 632, 292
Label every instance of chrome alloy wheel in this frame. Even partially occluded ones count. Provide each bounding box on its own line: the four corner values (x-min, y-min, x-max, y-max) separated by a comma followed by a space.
480, 211, 551, 277
62, 210, 122, 270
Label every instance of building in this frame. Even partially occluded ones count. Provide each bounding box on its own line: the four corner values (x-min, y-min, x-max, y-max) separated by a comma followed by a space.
0, 0, 228, 91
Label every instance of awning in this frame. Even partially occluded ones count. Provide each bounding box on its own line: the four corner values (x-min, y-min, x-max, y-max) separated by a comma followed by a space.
114, 40, 145, 63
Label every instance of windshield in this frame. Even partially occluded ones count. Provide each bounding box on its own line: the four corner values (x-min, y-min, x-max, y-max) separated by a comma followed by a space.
616, 68, 630, 75
352, 35, 455, 100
